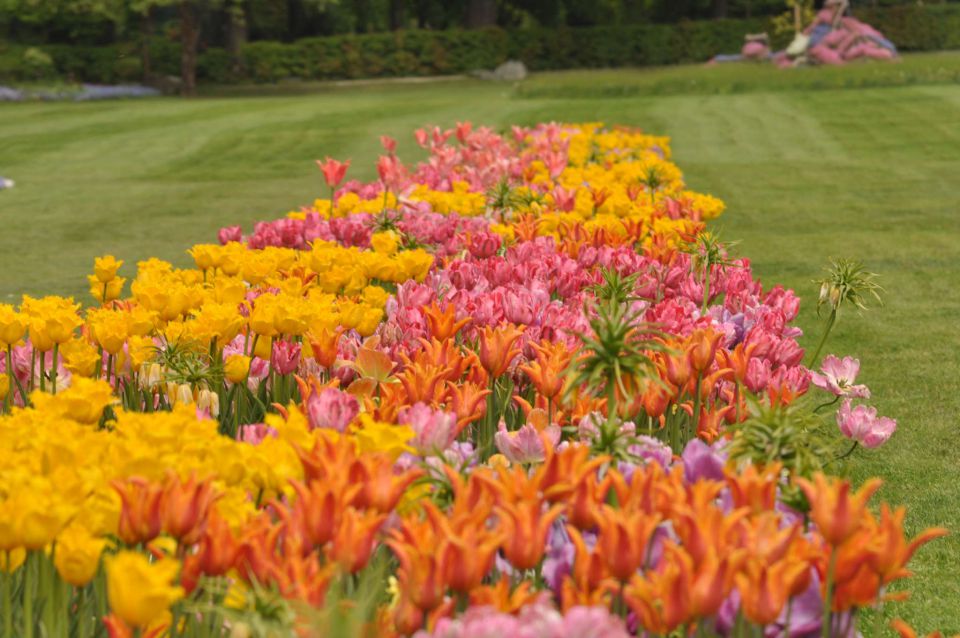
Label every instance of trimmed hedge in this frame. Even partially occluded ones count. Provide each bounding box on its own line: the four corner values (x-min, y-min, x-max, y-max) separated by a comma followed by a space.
1, 4, 958, 85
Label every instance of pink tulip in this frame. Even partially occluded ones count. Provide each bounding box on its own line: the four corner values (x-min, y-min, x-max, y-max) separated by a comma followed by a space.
811, 355, 870, 398
306, 387, 359, 432
494, 421, 560, 464
380, 135, 397, 155
271, 340, 301, 376
316, 157, 350, 188
399, 402, 458, 454
217, 225, 243, 245
837, 399, 896, 448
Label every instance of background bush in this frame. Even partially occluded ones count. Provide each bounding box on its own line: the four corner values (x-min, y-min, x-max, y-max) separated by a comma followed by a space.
0, 4, 957, 85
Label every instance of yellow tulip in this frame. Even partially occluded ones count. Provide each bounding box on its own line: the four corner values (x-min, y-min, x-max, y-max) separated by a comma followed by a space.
93, 255, 123, 283
224, 354, 251, 384
106, 551, 184, 628
60, 339, 101, 378
54, 525, 105, 586
188, 244, 222, 271
0, 304, 27, 347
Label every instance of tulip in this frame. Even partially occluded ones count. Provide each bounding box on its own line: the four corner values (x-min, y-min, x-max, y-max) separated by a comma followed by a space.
478, 323, 524, 379
0, 304, 26, 347
496, 499, 563, 571
113, 477, 164, 546
329, 507, 386, 573
224, 353, 252, 384
519, 340, 572, 401
93, 255, 123, 283
595, 506, 661, 581
811, 355, 870, 398
159, 472, 220, 545
106, 551, 184, 628
308, 326, 342, 371
796, 473, 882, 547
399, 402, 459, 454
270, 339, 301, 375
836, 399, 896, 449
494, 421, 559, 465
54, 525, 106, 586
316, 157, 350, 188
305, 387, 358, 432
422, 301, 470, 341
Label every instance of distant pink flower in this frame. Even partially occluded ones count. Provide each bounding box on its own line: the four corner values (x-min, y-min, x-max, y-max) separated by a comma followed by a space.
811, 355, 870, 398
316, 157, 350, 188
380, 135, 397, 154
218, 225, 243, 245
495, 421, 560, 464
837, 399, 896, 448
238, 423, 276, 445
399, 402, 459, 454
306, 387, 359, 432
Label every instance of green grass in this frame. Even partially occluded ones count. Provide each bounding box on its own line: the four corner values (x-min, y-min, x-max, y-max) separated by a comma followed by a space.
2, 54, 959, 632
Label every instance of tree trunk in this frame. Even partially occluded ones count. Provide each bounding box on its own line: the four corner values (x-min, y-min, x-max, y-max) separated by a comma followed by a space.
140, 8, 153, 81
465, 0, 496, 28
389, 0, 404, 31
179, 1, 200, 96
713, 0, 728, 19
227, 1, 247, 76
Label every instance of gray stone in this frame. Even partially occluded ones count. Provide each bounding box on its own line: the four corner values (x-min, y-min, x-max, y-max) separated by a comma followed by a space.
493, 60, 527, 81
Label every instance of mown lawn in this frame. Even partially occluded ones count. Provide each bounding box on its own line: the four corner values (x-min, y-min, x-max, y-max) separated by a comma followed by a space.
2, 54, 959, 632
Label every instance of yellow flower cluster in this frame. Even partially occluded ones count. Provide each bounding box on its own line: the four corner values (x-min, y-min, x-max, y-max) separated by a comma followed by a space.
0, 379, 413, 589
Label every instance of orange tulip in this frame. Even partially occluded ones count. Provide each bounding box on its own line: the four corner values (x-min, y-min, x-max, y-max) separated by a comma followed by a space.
561, 525, 612, 611
796, 473, 882, 547
397, 360, 448, 405
735, 558, 808, 626
478, 323, 524, 379
192, 511, 238, 577
422, 302, 470, 341
351, 456, 423, 513
112, 477, 163, 546
289, 478, 361, 547
870, 503, 948, 585
496, 499, 563, 571
686, 328, 723, 374
159, 472, 220, 545
724, 462, 781, 514
624, 551, 692, 634
446, 380, 490, 429
329, 507, 387, 573
387, 518, 447, 612
469, 577, 539, 614
519, 340, 572, 400
308, 326, 343, 370
595, 505, 662, 581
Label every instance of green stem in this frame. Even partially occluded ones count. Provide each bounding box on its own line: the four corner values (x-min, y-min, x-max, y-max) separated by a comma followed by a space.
807, 309, 837, 368
822, 549, 837, 638
22, 552, 33, 638
690, 374, 703, 449
6, 346, 26, 408
50, 343, 58, 394
813, 395, 841, 413
700, 262, 712, 314
2, 551, 11, 638
78, 586, 88, 638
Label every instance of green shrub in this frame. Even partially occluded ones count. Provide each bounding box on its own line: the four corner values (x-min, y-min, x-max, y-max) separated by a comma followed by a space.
21, 47, 55, 80
0, 4, 958, 86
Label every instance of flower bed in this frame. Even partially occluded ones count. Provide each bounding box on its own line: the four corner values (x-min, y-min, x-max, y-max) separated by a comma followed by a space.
0, 122, 947, 637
